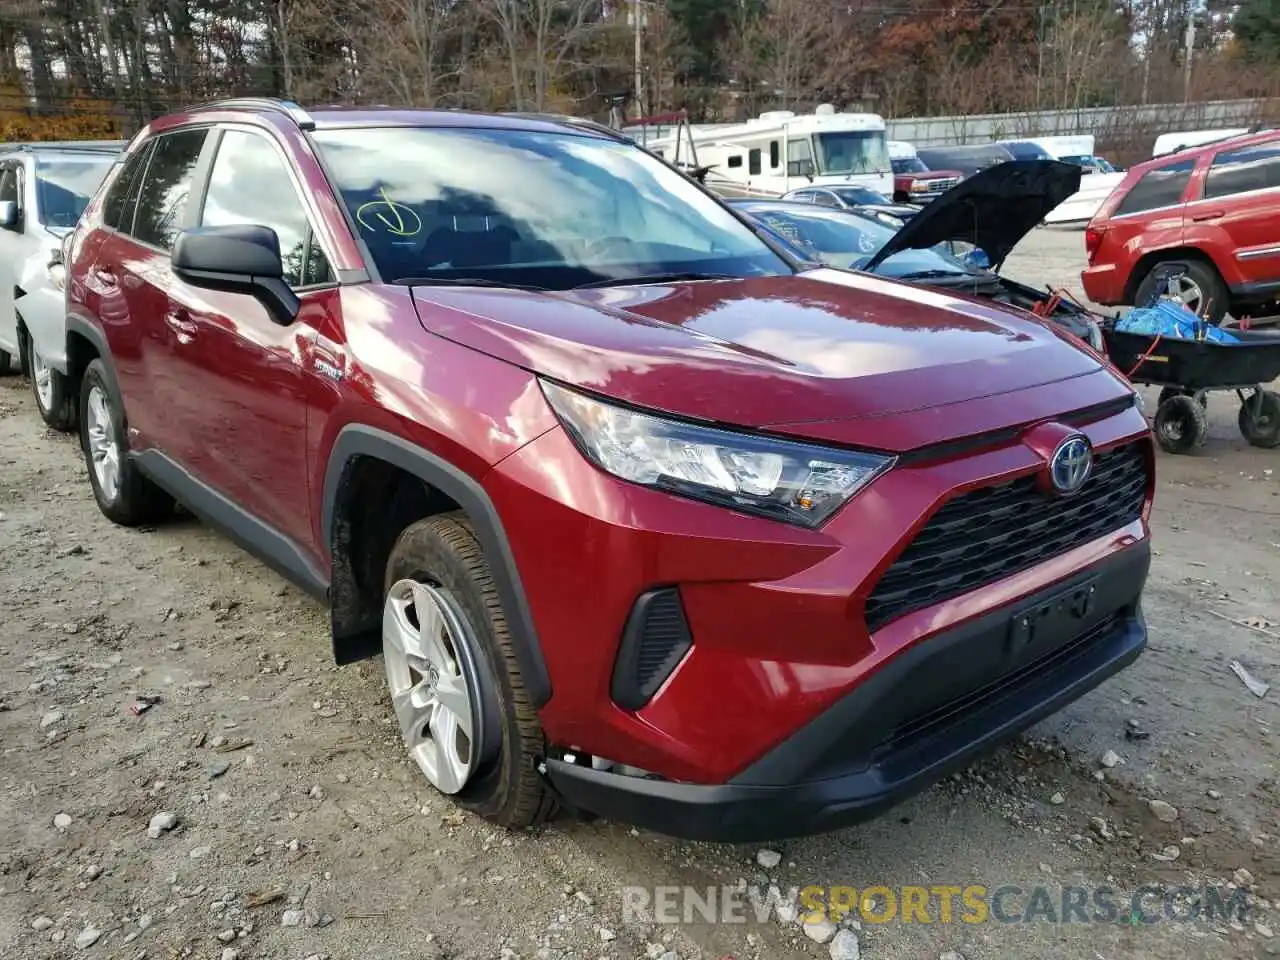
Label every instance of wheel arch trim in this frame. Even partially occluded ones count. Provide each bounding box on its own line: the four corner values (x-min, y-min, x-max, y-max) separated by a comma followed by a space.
320, 424, 552, 708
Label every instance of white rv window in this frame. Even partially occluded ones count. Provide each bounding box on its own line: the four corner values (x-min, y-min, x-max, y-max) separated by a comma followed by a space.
748, 149, 761, 176
769, 141, 780, 168
787, 138, 814, 177
727, 155, 743, 169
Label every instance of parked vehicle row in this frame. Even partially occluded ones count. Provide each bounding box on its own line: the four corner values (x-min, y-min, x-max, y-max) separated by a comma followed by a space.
5, 100, 1154, 842
729, 160, 1106, 352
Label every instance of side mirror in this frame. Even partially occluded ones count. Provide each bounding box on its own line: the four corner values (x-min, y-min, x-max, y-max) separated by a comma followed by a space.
964, 247, 992, 270
0, 200, 18, 230
172, 224, 300, 325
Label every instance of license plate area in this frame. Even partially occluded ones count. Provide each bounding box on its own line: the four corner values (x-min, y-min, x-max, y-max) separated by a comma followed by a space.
1007, 577, 1099, 656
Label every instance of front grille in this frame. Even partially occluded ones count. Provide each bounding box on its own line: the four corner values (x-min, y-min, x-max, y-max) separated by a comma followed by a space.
927, 177, 959, 192
864, 443, 1147, 632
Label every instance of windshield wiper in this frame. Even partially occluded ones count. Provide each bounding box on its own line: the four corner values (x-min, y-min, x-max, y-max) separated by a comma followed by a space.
894, 269, 978, 281
571, 271, 739, 290
393, 276, 548, 291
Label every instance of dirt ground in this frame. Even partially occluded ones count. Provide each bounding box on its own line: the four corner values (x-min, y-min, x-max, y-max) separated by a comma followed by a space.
1, 228, 1278, 960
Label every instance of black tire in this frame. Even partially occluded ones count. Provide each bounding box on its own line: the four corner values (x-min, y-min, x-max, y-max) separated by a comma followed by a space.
384, 513, 556, 828
1157, 386, 1207, 410
1238, 389, 1280, 449
77, 359, 174, 526
0, 348, 12, 375
27, 337, 76, 432
1133, 259, 1229, 324
1153, 394, 1209, 454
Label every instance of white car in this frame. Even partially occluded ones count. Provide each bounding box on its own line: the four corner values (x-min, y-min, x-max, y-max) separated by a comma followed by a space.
0, 142, 122, 429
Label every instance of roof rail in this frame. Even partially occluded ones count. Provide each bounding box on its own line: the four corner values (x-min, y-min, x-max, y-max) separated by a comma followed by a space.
189, 98, 315, 131
0, 140, 125, 153
1166, 127, 1273, 156
503, 112, 631, 143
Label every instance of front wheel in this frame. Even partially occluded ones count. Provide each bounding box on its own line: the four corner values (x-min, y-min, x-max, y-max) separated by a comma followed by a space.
0, 348, 12, 375
1154, 394, 1209, 454
1239, 390, 1280, 449
28, 339, 76, 432
382, 513, 556, 828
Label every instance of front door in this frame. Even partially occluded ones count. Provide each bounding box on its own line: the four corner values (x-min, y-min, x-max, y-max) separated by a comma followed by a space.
173, 126, 340, 556
1197, 138, 1280, 290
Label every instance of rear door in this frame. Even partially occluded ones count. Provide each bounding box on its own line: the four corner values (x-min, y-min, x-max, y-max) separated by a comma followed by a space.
1192, 138, 1280, 291
1102, 156, 1196, 276
173, 125, 339, 554
97, 128, 210, 461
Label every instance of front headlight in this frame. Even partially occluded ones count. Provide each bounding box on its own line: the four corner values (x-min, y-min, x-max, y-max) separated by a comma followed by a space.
541, 381, 894, 528
910, 180, 930, 192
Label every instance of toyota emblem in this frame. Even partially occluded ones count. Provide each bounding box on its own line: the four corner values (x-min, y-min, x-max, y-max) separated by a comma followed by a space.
1049, 435, 1094, 494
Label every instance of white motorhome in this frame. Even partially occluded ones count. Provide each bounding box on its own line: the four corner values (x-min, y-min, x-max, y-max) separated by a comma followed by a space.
1152, 128, 1249, 158
629, 105, 893, 198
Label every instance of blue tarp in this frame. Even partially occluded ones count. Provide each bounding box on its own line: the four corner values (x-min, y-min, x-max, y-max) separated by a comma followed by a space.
1114, 298, 1241, 343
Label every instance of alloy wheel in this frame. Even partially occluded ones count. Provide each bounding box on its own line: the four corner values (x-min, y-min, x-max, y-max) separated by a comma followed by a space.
85, 385, 121, 501
31, 349, 54, 410
382, 578, 481, 794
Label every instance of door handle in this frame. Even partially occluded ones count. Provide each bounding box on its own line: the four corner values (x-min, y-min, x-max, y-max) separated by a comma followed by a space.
1191, 210, 1224, 222
165, 311, 198, 343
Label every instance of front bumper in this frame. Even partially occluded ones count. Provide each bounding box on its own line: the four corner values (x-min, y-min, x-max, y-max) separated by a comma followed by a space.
544, 542, 1148, 842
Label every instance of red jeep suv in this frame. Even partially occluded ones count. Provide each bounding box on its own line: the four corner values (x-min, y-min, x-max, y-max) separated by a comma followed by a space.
65, 98, 1154, 841
1082, 130, 1280, 323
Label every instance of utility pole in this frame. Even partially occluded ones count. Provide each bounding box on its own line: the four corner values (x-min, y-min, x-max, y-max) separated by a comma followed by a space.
632, 0, 645, 120
1183, 13, 1195, 104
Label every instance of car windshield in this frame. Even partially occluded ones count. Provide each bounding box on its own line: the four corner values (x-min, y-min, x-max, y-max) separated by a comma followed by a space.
312, 126, 791, 289
1003, 142, 1053, 160
918, 147, 1011, 176
740, 205, 972, 277
814, 131, 890, 176
35, 155, 116, 228
891, 157, 927, 174
829, 186, 890, 205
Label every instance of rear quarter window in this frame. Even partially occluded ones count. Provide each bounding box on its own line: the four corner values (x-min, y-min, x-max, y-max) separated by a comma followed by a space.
1204, 141, 1280, 199
1114, 158, 1195, 216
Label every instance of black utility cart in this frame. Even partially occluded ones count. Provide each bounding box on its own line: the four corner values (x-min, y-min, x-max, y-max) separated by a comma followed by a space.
1103, 326, 1280, 454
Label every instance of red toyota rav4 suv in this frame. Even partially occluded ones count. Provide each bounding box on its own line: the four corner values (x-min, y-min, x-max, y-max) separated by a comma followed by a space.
65, 99, 1154, 841
1082, 130, 1280, 323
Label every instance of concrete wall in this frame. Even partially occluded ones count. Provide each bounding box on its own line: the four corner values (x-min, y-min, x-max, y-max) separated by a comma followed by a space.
886, 98, 1280, 149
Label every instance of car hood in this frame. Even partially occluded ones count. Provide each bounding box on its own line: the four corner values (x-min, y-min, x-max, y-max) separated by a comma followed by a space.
411, 271, 1116, 452
863, 159, 1082, 274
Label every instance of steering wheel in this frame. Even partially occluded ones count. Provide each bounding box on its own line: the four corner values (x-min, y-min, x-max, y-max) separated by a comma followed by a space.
584, 236, 634, 260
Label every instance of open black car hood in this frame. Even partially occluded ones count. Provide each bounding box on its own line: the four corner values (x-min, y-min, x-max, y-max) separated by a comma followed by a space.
861, 159, 1082, 273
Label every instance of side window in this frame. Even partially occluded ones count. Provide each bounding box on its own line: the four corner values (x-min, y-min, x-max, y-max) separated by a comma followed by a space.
769, 140, 780, 169
1205, 142, 1280, 200
813, 192, 841, 208
132, 129, 207, 249
727, 155, 743, 169
101, 145, 151, 233
748, 148, 761, 176
0, 164, 19, 205
200, 128, 332, 289
1114, 159, 1196, 217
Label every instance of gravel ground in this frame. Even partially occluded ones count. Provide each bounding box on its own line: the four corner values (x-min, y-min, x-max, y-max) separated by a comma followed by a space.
2, 229, 1278, 960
